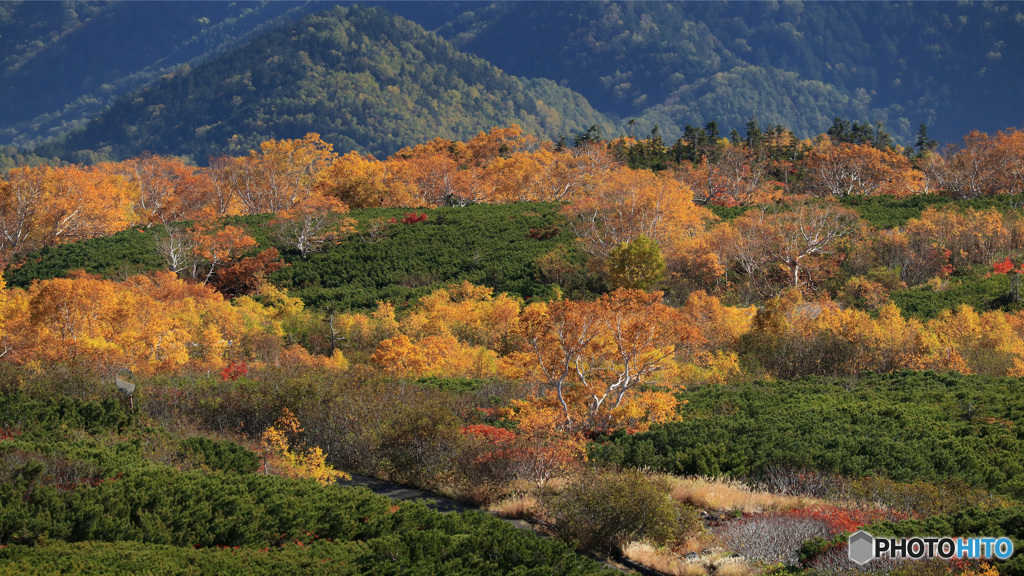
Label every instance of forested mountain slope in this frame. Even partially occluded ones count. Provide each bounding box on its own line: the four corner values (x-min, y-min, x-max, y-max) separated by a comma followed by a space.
392, 0, 1024, 143
9, 1, 1024, 157
0, 1, 324, 149
39, 5, 613, 162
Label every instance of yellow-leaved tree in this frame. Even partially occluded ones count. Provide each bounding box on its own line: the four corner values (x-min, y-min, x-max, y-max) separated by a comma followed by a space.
260, 408, 349, 485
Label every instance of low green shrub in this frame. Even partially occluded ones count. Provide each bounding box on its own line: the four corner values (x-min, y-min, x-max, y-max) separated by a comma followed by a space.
0, 393, 134, 437
592, 371, 1024, 497
0, 468, 616, 575
179, 437, 259, 474
891, 273, 1023, 320
541, 468, 700, 553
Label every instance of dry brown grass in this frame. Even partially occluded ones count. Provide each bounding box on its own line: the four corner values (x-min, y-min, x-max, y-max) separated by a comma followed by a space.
622, 542, 704, 576
484, 474, 576, 519
487, 494, 540, 520
674, 535, 710, 556
664, 475, 827, 514
714, 559, 756, 576
622, 542, 758, 576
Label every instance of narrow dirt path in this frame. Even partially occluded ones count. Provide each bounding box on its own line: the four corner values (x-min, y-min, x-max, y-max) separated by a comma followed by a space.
336, 473, 665, 575
338, 473, 478, 513
337, 473, 533, 529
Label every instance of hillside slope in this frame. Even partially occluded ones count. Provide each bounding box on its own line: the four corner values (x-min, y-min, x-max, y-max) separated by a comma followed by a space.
42, 5, 613, 162
0, 1, 323, 149
10, 1, 1024, 156
403, 0, 1024, 143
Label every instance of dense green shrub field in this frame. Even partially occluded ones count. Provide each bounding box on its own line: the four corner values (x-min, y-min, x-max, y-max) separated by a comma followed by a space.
0, 467, 613, 576
0, 474, 615, 575
593, 371, 1024, 495
0, 392, 615, 576
4, 227, 165, 288
890, 273, 1024, 320
709, 193, 1024, 229
4, 202, 598, 310
270, 202, 597, 310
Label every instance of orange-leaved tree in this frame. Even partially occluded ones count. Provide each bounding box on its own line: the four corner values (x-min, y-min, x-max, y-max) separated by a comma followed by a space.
565, 166, 712, 264
511, 289, 698, 431
923, 130, 1001, 198
3, 270, 310, 375
369, 282, 520, 379
723, 202, 861, 295
802, 137, 921, 197
370, 332, 500, 380
0, 165, 53, 262
209, 133, 336, 215
399, 282, 521, 348
319, 151, 416, 208
103, 153, 218, 225
391, 150, 479, 207
498, 402, 588, 486
0, 164, 133, 264
158, 222, 259, 285
482, 145, 612, 204
678, 146, 781, 206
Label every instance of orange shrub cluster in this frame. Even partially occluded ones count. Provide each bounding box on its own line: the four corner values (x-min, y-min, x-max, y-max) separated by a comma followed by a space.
0, 271, 340, 376
9, 270, 1024, 426
742, 290, 1024, 379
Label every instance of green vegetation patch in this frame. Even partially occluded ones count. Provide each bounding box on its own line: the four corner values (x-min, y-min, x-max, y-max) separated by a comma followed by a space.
0, 392, 258, 481
838, 194, 954, 229
414, 376, 489, 394
0, 393, 135, 437
4, 228, 164, 289
592, 371, 1024, 495
179, 436, 260, 475
0, 540, 361, 576
839, 194, 1024, 229
3, 202, 593, 311
0, 469, 614, 575
891, 273, 1024, 320
268, 202, 590, 310
709, 194, 1024, 230
0, 389, 614, 576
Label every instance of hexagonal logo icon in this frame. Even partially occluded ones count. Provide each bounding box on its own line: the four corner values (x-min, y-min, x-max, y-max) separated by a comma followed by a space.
849, 530, 875, 565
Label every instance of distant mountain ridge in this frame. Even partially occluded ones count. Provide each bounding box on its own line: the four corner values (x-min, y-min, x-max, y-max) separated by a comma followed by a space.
39, 5, 613, 162
392, 0, 1024, 143
7, 1, 1024, 161
0, 1, 325, 149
